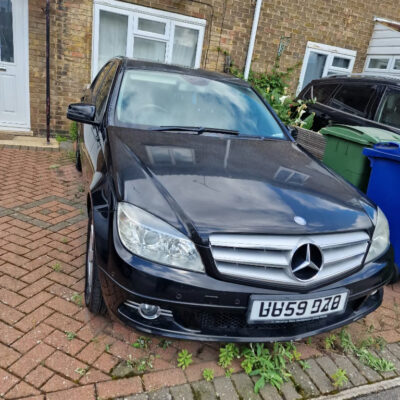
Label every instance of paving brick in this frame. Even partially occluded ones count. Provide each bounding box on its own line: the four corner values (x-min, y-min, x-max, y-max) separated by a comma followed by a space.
185, 361, 225, 382
213, 377, 238, 400
0, 288, 26, 307
0, 321, 23, 346
41, 374, 77, 393
315, 356, 352, 390
0, 263, 27, 279
96, 377, 143, 398
346, 353, 382, 383
19, 277, 53, 297
0, 368, 19, 397
3, 380, 40, 399
78, 368, 109, 385
148, 388, 172, 400
93, 352, 119, 374
0, 343, 20, 369
20, 266, 52, 284
25, 365, 54, 388
170, 383, 194, 400
46, 384, 95, 400
0, 302, 24, 325
44, 312, 83, 332
12, 323, 54, 353
331, 354, 368, 386
231, 373, 260, 400
17, 291, 54, 314
287, 362, 319, 398
0, 275, 27, 292
304, 358, 334, 394
9, 342, 54, 378
191, 380, 217, 400
44, 329, 86, 356
279, 380, 302, 400
143, 369, 187, 392
15, 306, 54, 332
45, 350, 89, 381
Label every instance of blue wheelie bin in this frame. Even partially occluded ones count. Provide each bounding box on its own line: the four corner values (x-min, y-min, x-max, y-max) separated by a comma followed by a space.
363, 142, 400, 271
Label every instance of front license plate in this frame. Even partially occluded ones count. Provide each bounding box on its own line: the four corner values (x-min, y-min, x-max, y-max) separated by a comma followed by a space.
248, 291, 348, 323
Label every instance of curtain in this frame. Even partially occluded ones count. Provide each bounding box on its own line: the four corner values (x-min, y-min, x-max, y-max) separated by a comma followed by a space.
133, 37, 166, 63
303, 52, 327, 89
171, 26, 198, 68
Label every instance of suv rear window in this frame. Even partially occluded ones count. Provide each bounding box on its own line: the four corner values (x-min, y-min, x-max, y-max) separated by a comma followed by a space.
312, 84, 338, 103
331, 84, 376, 116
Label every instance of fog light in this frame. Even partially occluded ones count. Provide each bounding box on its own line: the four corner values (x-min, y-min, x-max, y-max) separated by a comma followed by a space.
138, 303, 161, 320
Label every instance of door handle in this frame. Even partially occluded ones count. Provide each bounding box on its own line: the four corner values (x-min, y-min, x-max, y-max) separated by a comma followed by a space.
0, 67, 6, 72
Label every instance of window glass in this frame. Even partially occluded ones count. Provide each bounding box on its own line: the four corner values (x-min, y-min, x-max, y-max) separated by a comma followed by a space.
95, 63, 118, 118
332, 57, 350, 69
133, 37, 166, 63
116, 70, 285, 139
312, 84, 338, 103
138, 18, 166, 35
98, 10, 128, 70
368, 58, 389, 69
0, 0, 14, 63
394, 59, 400, 70
332, 84, 376, 115
91, 62, 112, 98
303, 52, 327, 88
377, 89, 400, 129
172, 26, 199, 68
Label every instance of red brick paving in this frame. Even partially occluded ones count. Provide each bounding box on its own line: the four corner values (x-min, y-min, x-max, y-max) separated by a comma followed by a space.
0, 148, 400, 399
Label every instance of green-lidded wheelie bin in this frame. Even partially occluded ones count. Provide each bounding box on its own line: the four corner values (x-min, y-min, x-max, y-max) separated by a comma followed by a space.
320, 125, 400, 192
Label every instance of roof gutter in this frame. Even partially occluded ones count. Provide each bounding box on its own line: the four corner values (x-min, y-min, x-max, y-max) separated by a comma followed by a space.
244, 0, 263, 81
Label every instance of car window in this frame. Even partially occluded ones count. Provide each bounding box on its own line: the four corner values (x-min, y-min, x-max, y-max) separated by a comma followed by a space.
312, 84, 338, 103
91, 62, 112, 100
331, 84, 376, 116
95, 62, 119, 119
115, 70, 286, 139
376, 88, 400, 129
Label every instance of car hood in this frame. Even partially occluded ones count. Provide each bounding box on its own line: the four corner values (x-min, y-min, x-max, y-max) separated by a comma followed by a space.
108, 127, 374, 244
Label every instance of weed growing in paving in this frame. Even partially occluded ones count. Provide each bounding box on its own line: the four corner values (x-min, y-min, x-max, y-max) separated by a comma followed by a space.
332, 368, 348, 388
338, 329, 395, 373
158, 338, 172, 350
65, 331, 76, 341
325, 334, 337, 350
105, 343, 112, 353
52, 262, 62, 272
177, 349, 193, 370
203, 368, 215, 382
225, 367, 234, 378
75, 367, 88, 376
132, 336, 151, 349
299, 360, 310, 370
71, 293, 83, 307
219, 343, 240, 368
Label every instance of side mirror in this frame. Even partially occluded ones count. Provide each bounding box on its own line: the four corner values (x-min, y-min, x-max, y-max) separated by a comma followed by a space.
287, 126, 298, 140
67, 103, 96, 125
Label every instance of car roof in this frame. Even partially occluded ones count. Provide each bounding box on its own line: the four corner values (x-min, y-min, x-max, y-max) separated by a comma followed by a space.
310, 74, 400, 87
119, 57, 250, 87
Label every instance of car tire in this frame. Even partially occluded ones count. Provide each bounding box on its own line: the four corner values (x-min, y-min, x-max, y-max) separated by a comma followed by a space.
76, 149, 82, 172
85, 214, 107, 315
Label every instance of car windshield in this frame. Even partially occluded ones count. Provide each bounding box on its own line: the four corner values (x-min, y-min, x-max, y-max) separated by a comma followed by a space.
115, 69, 286, 139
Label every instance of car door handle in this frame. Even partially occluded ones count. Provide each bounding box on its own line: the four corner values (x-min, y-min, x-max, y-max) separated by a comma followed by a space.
0, 67, 6, 72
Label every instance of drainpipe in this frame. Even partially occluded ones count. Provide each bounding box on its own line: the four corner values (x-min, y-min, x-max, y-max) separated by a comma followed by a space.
244, 0, 263, 81
46, 0, 50, 143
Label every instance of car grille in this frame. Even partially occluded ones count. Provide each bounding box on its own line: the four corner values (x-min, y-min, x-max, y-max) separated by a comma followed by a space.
209, 231, 370, 287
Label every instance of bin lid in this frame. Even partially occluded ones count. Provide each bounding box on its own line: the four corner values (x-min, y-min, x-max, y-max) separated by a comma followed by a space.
320, 125, 400, 145
363, 142, 400, 162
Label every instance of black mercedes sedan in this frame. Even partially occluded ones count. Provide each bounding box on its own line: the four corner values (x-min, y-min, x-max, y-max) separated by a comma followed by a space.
67, 57, 394, 342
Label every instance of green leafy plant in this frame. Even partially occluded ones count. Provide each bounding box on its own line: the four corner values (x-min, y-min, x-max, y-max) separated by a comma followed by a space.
75, 367, 88, 376
158, 338, 172, 350
71, 293, 83, 306
132, 336, 151, 349
225, 367, 234, 378
325, 334, 337, 350
299, 360, 310, 370
177, 349, 193, 370
338, 329, 395, 372
69, 121, 79, 142
55, 134, 68, 143
105, 343, 112, 353
219, 343, 240, 368
202, 368, 215, 382
65, 331, 76, 341
241, 343, 294, 392
332, 368, 348, 388
52, 262, 62, 272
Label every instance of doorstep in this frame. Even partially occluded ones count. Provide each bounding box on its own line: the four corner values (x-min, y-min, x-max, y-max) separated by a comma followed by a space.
0, 135, 59, 150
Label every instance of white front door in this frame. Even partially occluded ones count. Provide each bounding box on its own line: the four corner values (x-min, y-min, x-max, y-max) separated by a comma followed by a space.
0, 0, 30, 131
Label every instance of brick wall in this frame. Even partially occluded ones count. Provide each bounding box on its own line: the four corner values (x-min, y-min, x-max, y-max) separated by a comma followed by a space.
27, 0, 400, 136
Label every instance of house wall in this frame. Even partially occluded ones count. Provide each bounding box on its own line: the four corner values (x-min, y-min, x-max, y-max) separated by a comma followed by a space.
27, 0, 400, 136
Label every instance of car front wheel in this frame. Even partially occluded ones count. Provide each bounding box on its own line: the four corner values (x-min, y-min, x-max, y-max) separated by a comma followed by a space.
85, 214, 106, 314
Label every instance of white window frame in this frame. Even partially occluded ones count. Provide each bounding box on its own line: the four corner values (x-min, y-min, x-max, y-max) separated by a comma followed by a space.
364, 55, 400, 74
92, 0, 206, 78
297, 42, 356, 94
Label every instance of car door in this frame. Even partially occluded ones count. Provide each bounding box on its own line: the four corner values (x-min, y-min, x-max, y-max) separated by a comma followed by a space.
327, 83, 378, 127
80, 61, 118, 190
373, 86, 400, 136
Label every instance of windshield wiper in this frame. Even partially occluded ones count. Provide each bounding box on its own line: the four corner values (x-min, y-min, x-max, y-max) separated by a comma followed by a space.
151, 126, 239, 136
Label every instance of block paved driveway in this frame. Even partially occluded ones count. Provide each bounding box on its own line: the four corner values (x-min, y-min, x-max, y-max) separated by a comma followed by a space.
2, 148, 400, 400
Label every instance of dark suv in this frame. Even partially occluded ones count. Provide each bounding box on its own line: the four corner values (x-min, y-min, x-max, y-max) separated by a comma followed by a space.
297, 75, 400, 134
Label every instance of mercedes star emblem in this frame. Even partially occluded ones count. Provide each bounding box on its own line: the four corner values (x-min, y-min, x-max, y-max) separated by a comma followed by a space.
291, 243, 323, 281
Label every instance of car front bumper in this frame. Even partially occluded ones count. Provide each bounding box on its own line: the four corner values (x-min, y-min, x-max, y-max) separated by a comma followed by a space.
96, 223, 394, 342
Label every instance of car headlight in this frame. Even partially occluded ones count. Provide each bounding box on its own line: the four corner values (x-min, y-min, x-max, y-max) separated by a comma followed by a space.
117, 202, 204, 273
365, 207, 390, 264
